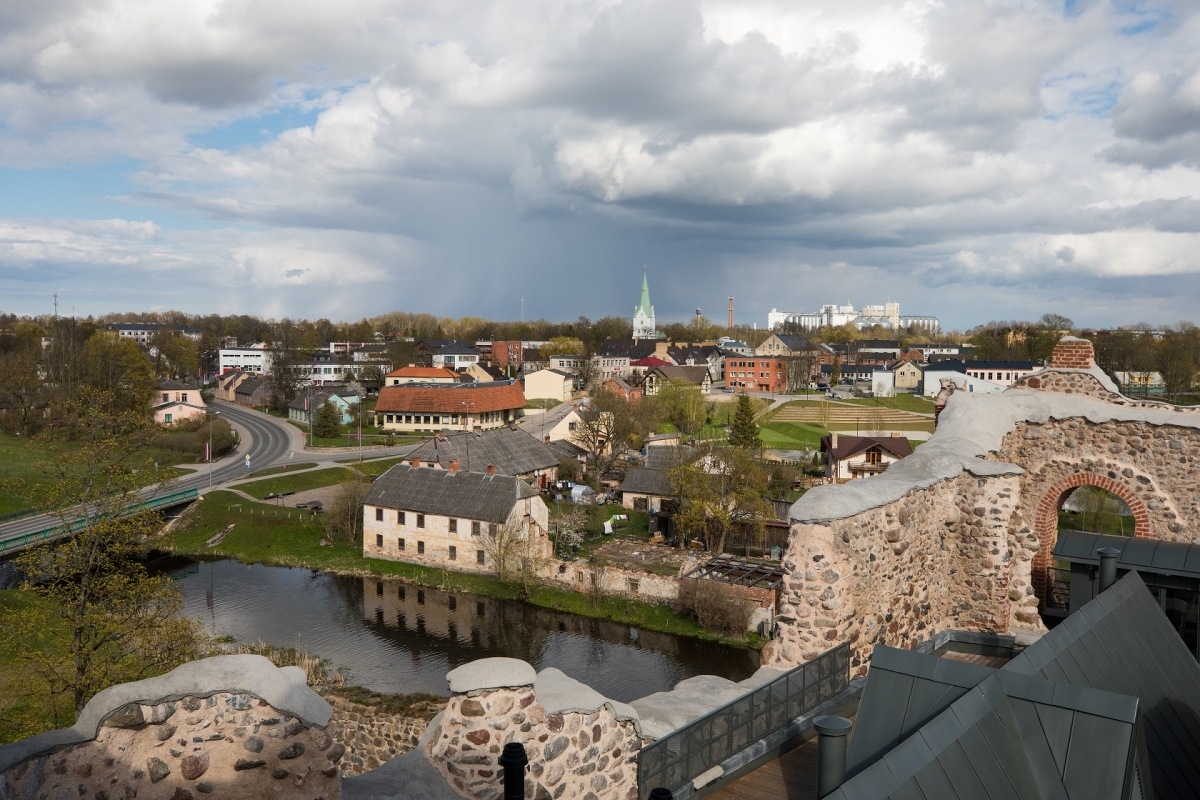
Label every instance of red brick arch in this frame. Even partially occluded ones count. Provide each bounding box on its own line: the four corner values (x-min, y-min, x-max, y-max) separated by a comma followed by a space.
1032, 471, 1153, 604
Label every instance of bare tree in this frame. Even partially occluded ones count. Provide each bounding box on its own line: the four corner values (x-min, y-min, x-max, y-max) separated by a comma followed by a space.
322, 477, 372, 544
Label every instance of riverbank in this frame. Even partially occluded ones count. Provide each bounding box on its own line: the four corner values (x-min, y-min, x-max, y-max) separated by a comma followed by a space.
165, 491, 765, 651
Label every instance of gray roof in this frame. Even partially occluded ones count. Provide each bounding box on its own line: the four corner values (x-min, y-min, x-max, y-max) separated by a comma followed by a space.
363, 464, 538, 524
644, 445, 696, 471
1053, 529, 1200, 579
836, 571, 1200, 799
407, 426, 560, 477
619, 467, 673, 497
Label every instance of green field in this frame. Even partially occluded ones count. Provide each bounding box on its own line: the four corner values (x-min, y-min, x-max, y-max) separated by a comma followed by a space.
758, 420, 828, 450
235, 467, 361, 499
834, 395, 936, 413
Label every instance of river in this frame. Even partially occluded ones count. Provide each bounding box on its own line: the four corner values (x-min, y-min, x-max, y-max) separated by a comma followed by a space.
168, 557, 760, 703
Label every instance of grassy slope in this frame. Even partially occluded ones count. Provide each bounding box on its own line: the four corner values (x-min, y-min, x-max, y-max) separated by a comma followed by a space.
235, 467, 361, 499
758, 420, 827, 450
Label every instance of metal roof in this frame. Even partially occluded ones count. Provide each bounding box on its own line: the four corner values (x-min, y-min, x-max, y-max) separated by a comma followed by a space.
1053, 529, 1200, 579
682, 557, 785, 589
363, 464, 538, 524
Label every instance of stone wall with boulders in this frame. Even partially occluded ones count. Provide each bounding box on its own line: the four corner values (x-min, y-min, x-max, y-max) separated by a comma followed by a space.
0, 656, 341, 800
768, 337, 1200, 674
327, 695, 431, 777
426, 658, 644, 800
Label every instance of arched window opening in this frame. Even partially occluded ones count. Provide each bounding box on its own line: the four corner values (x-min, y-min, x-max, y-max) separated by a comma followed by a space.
1058, 486, 1134, 537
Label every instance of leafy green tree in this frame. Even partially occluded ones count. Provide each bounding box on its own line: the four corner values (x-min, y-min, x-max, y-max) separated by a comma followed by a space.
82, 332, 157, 411
312, 399, 341, 438
4, 397, 209, 720
728, 394, 761, 449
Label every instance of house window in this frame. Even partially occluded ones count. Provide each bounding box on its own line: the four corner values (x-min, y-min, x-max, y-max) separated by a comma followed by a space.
489, 523, 498, 537
417, 514, 425, 528
449, 519, 457, 533
164, 413, 173, 424
568, 422, 577, 431
477, 550, 485, 565
866, 449, 882, 465
472, 521, 481, 536
398, 538, 405, 551
375, 508, 383, 521
628, 578, 640, 593
375, 534, 383, 547
417, 541, 425, 555
162, 393, 169, 403
181, 393, 188, 402
398, 511, 405, 524
449, 546, 457, 560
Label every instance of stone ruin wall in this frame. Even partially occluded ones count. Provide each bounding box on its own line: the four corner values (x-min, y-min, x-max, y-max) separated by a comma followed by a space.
1, 692, 343, 800
427, 685, 643, 800
327, 694, 431, 777
765, 471, 1026, 676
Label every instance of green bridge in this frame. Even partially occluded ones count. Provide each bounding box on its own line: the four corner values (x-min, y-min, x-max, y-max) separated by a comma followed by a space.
0, 488, 199, 555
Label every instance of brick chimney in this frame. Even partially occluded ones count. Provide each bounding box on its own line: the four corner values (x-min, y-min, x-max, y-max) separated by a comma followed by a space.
1049, 336, 1094, 370
409, 456, 421, 468
544, 435, 551, 443
830, 432, 838, 450
486, 464, 496, 476
448, 459, 460, 474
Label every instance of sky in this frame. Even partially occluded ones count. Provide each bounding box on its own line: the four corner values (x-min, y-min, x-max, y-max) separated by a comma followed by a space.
1, 0, 1198, 332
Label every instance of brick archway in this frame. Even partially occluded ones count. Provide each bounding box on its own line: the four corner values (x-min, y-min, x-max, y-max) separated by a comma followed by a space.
1032, 471, 1153, 604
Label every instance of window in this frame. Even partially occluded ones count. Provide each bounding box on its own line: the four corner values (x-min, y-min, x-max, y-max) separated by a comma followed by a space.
417, 541, 425, 555
181, 393, 188, 402
375, 508, 383, 521
417, 514, 425, 529
489, 523, 498, 537
449, 519, 457, 533
164, 413, 173, 424
375, 534, 383, 547
628, 578, 640, 593
472, 521, 481, 536
865, 449, 882, 465
162, 393, 169, 403
398, 511, 405, 524
477, 550, 485, 565
449, 546, 457, 560
398, 538, 405, 551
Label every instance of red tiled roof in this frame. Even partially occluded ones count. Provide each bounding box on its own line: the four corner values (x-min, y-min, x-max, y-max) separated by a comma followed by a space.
385, 366, 460, 379
631, 356, 671, 367
375, 382, 526, 413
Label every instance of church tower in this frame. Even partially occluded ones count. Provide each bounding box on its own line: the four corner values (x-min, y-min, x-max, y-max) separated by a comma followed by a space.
632, 270, 656, 339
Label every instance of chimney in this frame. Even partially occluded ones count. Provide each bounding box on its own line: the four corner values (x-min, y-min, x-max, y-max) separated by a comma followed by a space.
437, 431, 446, 441
409, 456, 421, 468
891, 431, 901, 437
544, 435, 551, 443
1098, 547, 1120, 593
815, 716, 853, 798
486, 464, 496, 476
508, 420, 517, 431
830, 432, 838, 450
448, 459, 460, 475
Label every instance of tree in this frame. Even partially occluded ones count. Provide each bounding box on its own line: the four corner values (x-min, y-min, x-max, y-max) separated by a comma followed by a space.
570, 390, 631, 483
728, 394, 761, 449
654, 379, 706, 435
480, 520, 548, 597
82, 331, 157, 411
312, 399, 341, 438
5, 396, 209, 719
321, 477, 372, 544
0, 332, 45, 435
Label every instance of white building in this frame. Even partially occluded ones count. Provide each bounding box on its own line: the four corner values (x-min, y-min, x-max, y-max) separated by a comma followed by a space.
768, 303, 940, 333
218, 344, 273, 376
632, 271, 656, 339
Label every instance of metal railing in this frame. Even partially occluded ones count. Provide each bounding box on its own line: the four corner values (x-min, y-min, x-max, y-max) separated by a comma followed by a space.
0, 488, 199, 554
637, 642, 851, 799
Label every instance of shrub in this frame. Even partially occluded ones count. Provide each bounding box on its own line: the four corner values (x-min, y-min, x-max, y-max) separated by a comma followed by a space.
675, 578, 754, 636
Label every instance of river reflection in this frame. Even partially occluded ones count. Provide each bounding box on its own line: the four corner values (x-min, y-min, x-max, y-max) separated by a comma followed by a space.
171, 558, 759, 703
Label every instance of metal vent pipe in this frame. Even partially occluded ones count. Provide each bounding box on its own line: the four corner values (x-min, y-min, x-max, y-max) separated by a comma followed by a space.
815, 715, 854, 798
498, 741, 529, 799
1098, 547, 1120, 593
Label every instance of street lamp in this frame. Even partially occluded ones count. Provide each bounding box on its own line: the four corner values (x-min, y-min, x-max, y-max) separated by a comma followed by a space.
208, 410, 221, 490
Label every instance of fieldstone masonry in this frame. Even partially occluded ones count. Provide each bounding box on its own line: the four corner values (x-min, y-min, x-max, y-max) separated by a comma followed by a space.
426, 658, 644, 800
327, 695, 430, 777
767, 337, 1200, 675
0, 656, 341, 799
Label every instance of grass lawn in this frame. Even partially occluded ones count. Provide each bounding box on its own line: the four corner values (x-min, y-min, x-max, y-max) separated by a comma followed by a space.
836, 395, 935, 413
350, 456, 414, 477
0, 590, 73, 742
758, 420, 827, 450
168, 492, 759, 650
235, 467, 361, 499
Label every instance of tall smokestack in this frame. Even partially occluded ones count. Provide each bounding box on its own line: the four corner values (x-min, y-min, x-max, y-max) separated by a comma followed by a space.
728, 296, 734, 330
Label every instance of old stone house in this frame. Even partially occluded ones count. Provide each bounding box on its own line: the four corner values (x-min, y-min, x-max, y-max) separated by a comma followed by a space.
362, 461, 550, 574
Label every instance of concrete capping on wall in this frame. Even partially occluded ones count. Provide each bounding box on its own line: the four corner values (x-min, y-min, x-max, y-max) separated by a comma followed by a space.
790, 388, 1200, 524
0, 654, 330, 774
534, 668, 643, 733
445, 657, 536, 694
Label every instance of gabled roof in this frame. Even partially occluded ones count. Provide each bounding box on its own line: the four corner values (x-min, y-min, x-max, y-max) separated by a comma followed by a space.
631, 356, 672, 367
599, 339, 658, 359
364, 464, 538, 524
386, 366, 460, 379
620, 467, 674, 497
375, 381, 526, 414
821, 434, 913, 461
407, 427, 559, 476
649, 365, 711, 385
157, 379, 199, 391
436, 342, 480, 356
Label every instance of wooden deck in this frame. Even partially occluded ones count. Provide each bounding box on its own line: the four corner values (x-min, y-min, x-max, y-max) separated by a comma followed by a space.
708, 734, 819, 800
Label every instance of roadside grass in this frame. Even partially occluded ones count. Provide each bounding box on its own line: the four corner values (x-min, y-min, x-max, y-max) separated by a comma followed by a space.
835, 395, 936, 413
167, 492, 760, 650
246, 462, 321, 478
350, 456, 413, 477
235, 467, 361, 499
758, 421, 827, 450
